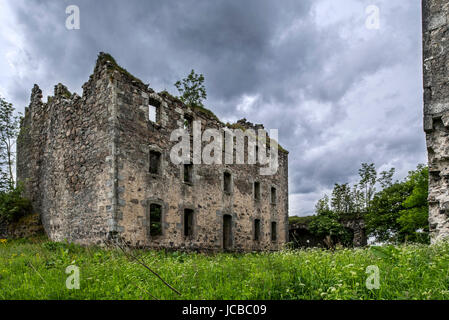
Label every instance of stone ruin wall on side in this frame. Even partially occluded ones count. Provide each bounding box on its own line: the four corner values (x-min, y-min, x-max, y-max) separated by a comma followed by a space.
423, 0, 449, 242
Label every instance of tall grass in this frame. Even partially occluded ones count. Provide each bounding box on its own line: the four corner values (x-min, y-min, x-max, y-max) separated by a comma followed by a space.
1, 237, 449, 300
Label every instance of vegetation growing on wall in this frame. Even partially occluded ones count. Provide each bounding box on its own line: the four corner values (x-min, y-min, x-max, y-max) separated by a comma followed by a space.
175, 69, 207, 108
288, 216, 315, 225
56, 83, 72, 99
97, 52, 145, 85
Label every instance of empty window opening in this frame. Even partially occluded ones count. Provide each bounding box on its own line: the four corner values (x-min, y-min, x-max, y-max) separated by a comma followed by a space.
224, 172, 232, 194
149, 105, 157, 122
184, 115, 193, 129
271, 222, 277, 241
255, 145, 259, 164
184, 163, 193, 184
149, 204, 162, 236
222, 137, 226, 157
254, 219, 261, 241
271, 187, 277, 204
223, 215, 232, 250
184, 209, 194, 237
254, 182, 260, 201
149, 150, 161, 175
148, 98, 161, 122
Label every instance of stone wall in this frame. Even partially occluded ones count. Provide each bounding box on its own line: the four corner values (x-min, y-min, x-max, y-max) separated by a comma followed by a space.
422, 0, 449, 242
110, 60, 289, 251
0, 214, 45, 239
341, 219, 367, 247
289, 219, 366, 248
17, 59, 116, 245
288, 223, 323, 248
17, 53, 289, 251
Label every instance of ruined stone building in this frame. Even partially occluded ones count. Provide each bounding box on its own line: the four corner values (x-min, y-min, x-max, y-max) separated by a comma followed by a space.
423, 0, 449, 242
16, 53, 289, 251
289, 218, 366, 249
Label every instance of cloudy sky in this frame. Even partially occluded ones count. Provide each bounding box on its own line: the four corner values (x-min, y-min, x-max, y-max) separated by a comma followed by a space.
0, 0, 426, 216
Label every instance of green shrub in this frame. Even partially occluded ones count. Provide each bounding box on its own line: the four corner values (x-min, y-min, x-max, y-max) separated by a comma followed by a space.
0, 184, 32, 222
309, 214, 353, 246
289, 215, 315, 225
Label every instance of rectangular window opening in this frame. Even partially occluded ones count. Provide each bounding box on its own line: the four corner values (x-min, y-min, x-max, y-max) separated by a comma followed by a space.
184, 115, 193, 130
271, 222, 277, 241
254, 182, 260, 201
149, 150, 161, 175
271, 187, 277, 204
254, 219, 261, 241
149, 204, 162, 236
149, 99, 161, 123
255, 145, 259, 164
184, 209, 194, 237
184, 163, 193, 184
224, 172, 232, 194
149, 105, 157, 122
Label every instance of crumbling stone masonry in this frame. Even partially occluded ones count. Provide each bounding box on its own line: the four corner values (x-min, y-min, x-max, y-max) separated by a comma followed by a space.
289, 219, 366, 248
423, 0, 449, 243
16, 53, 289, 251
0, 214, 44, 239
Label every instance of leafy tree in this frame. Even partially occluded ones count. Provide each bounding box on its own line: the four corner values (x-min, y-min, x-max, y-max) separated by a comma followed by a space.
365, 164, 429, 244
311, 162, 429, 246
0, 96, 20, 191
397, 165, 429, 243
0, 96, 32, 223
331, 183, 354, 219
309, 213, 352, 247
174, 70, 207, 108
308, 194, 352, 247
365, 181, 410, 243
358, 163, 377, 211
378, 168, 395, 189
351, 183, 365, 217
315, 194, 331, 216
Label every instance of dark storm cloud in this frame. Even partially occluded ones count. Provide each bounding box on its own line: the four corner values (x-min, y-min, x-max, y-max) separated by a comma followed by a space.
9, 0, 315, 102
1, 0, 426, 215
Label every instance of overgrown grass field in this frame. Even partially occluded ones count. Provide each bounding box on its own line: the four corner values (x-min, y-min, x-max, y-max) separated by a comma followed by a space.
1, 237, 449, 300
